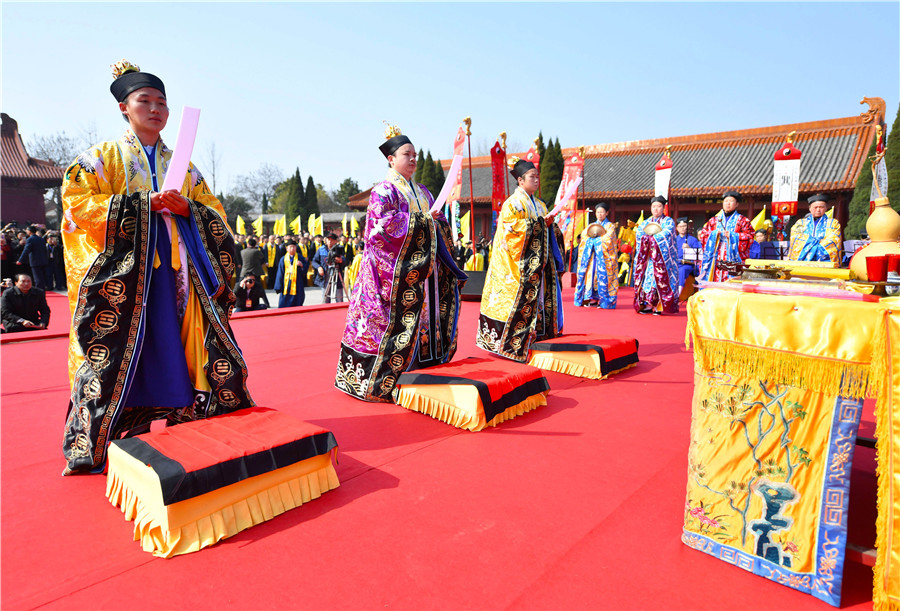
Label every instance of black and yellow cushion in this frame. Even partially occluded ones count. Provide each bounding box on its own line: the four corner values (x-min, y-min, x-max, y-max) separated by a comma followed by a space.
106, 407, 339, 557
395, 356, 550, 431
528, 334, 639, 379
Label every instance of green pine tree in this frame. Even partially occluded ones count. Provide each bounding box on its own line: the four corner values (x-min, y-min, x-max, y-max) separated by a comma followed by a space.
284, 168, 304, 225
420, 151, 436, 193
414, 148, 426, 183
432, 158, 446, 195
261, 192, 269, 215
540, 138, 564, 205
305, 175, 318, 214
535, 132, 546, 198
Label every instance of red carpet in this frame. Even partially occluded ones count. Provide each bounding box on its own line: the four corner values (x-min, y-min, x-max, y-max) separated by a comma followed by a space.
1, 287, 876, 609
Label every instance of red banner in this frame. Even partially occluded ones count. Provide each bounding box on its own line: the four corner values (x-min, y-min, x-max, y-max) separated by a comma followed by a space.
556, 152, 584, 250
490, 141, 506, 212
772, 140, 802, 219
524, 142, 540, 171
447, 124, 467, 208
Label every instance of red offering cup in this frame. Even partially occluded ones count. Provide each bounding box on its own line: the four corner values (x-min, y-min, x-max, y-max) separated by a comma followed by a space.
866, 255, 889, 282
886, 253, 900, 274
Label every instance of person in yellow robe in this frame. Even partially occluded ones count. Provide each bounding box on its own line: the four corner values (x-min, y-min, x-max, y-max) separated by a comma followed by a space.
476, 157, 563, 362
59, 60, 253, 474
788, 194, 842, 265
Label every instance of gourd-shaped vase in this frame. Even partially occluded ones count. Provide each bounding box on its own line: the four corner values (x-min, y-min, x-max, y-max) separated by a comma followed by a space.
849, 197, 900, 280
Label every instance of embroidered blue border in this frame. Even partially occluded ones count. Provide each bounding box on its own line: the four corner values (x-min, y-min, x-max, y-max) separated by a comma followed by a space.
682, 394, 862, 607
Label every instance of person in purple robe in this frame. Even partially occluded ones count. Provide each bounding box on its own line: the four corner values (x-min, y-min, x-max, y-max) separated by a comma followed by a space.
335, 125, 467, 402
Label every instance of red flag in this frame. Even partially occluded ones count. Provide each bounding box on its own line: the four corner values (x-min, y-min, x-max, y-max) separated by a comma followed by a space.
490, 141, 506, 213
524, 142, 541, 171
772, 139, 802, 220
447, 124, 467, 209
556, 152, 584, 250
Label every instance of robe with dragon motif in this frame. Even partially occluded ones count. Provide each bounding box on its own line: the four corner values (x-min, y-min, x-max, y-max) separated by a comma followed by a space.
476, 187, 564, 362
60, 130, 253, 473
335, 169, 466, 402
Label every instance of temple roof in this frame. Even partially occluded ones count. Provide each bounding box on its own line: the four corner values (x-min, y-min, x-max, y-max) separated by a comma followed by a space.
442, 97, 886, 203
1, 113, 65, 186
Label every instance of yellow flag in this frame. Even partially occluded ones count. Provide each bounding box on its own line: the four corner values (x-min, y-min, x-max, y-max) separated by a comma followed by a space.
273, 215, 286, 236
637, 210, 645, 225
751, 206, 767, 230
342, 213, 348, 236
826, 207, 833, 219
350, 215, 360, 237
289, 215, 300, 234
236, 215, 246, 235
315, 215, 323, 235
459, 210, 471, 242
308, 213, 316, 235
251, 216, 264, 237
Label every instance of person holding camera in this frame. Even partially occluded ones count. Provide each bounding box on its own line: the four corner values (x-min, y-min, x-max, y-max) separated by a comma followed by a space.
312, 232, 346, 303
233, 273, 269, 312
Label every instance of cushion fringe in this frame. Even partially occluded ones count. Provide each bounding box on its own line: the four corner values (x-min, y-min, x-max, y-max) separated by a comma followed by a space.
395, 387, 547, 431
106, 460, 340, 558
528, 351, 636, 380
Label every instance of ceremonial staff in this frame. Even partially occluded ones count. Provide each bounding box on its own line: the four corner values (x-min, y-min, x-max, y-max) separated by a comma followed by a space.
465, 117, 475, 245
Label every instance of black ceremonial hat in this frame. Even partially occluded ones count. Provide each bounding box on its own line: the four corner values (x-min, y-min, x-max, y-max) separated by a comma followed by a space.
808, 193, 830, 204
379, 123, 412, 158
109, 60, 165, 103
722, 190, 742, 202
676, 216, 689, 224
509, 157, 537, 180
650, 195, 667, 205
595, 202, 610, 211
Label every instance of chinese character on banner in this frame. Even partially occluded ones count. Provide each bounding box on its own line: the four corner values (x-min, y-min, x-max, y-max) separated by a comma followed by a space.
772, 134, 802, 224
555, 152, 584, 251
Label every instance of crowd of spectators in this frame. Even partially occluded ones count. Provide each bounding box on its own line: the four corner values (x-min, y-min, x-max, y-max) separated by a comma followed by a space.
231, 230, 364, 312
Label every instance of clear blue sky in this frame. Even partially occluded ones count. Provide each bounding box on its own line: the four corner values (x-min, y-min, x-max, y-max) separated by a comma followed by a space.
3, 2, 898, 200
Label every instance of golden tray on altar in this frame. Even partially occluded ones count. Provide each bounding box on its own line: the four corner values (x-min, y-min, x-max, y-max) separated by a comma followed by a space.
586, 223, 606, 238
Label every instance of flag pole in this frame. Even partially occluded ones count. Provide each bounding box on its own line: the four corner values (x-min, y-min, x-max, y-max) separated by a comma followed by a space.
571, 145, 585, 273
465, 116, 475, 245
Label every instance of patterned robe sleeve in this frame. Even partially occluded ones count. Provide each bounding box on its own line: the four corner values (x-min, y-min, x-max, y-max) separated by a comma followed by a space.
823, 219, 843, 265
788, 217, 805, 260
735, 215, 754, 261
61, 146, 118, 248
186, 162, 232, 235
698, 217, 715, 249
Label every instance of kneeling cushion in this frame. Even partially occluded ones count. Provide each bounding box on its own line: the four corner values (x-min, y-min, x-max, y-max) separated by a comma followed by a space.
528, 334, 639, 379
395, 356, 550, 431
106, 407, 339, 557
